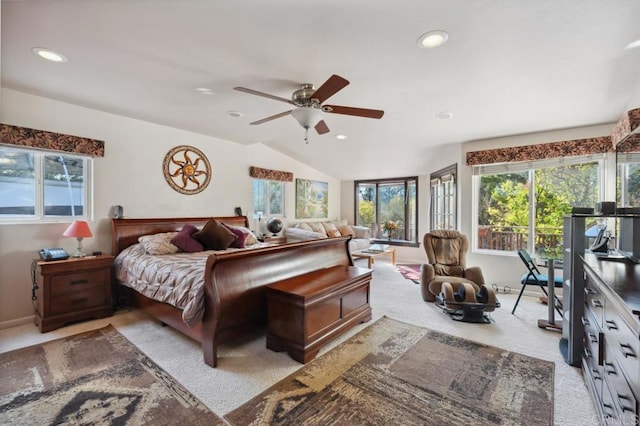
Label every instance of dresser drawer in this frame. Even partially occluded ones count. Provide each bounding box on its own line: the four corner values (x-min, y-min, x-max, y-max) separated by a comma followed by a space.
583, 311, 604, 366
50, 269, 108, 297
604, 308, 640, 387
602, 357, 638, 426
582, 341, 603, 402
584, 271, 605, 328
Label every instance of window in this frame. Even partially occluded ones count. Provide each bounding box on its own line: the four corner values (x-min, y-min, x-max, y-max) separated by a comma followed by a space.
252, 179, 285, 218
617, 152, 640, 207
0, 147, 91, 221
474, 155, 603, 256
355, 177, 418, 244
430, 164, 457, 230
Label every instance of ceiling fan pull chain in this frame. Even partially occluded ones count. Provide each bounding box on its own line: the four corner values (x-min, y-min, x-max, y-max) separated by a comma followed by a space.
305, 127, 310, 144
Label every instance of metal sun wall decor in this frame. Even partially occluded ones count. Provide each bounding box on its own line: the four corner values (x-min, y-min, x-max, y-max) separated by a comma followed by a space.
163, 145, 211, 195
295, 178, 328, 219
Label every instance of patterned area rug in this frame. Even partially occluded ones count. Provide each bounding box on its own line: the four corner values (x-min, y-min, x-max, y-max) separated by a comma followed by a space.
397, 263, 422, 284
0, 325, 225, 426
226, 316, 554, 425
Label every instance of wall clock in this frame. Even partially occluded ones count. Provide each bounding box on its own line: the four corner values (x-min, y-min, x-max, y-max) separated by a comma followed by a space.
163, 145, 211, 195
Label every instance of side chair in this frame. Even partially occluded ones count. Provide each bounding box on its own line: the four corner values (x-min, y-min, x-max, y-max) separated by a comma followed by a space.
512, 249, 563, 316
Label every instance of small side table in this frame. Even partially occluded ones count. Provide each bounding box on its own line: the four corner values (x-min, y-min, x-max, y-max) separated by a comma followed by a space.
33, 255, 114, 332
537, 258, 562, 331
258, 236, 287, 244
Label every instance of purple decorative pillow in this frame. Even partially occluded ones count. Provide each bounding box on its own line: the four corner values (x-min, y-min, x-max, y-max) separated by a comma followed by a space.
171, 223, 204, 253
222, 223, 248, 248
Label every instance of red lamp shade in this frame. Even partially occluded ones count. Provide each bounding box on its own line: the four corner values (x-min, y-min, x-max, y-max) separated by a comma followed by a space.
63, 220, 93, 257
63, 221, 93, 238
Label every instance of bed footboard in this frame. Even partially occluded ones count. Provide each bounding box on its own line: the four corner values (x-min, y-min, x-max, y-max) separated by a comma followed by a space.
201, 236, 353, 367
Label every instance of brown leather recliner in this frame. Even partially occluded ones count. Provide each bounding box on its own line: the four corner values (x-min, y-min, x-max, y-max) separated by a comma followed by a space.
420, 230, 485, 302
421, 230, 499, 323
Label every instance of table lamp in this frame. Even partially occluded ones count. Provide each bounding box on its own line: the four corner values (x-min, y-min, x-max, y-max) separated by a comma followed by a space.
63, 220, 93, 257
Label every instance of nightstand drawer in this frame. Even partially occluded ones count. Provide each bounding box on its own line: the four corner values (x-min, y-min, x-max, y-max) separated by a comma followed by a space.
50, 270, 108, 296
50, 290, 109, 315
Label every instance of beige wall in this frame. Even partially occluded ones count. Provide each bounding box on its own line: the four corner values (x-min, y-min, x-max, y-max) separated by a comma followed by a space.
0, 89, 340, 326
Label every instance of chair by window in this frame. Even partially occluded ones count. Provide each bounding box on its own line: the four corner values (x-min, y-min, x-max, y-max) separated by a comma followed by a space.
420, 230, 499, 323
512, 249, 563, 316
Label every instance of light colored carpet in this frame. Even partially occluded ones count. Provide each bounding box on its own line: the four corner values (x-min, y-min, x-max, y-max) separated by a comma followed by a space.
0, 260, 595, 425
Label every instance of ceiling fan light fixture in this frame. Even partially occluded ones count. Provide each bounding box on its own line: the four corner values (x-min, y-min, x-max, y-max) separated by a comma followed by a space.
417, 30, 449, 48
291, 107, 323, 129
336, 134, 348, 140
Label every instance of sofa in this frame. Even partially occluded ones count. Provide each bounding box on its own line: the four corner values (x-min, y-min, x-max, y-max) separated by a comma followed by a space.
285, 220, 371, 253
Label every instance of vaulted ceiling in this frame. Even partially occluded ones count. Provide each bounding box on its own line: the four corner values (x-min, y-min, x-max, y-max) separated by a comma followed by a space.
2, 1, 640, 180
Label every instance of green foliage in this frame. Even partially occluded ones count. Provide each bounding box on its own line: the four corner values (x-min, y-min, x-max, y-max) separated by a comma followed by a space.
479, 162, 599, 253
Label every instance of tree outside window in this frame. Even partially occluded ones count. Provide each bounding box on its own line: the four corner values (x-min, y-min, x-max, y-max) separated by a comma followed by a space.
252, 179, 284, 217
475, 159, 601, 257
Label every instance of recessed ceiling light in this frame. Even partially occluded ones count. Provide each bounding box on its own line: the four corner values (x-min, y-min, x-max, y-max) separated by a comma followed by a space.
417, 30, 449, 49
435, 111, 453, 119
31, 47, 67, 63
625, 38, 640, 50
195, 87, 214, 94
227, 111, 243, 118
336, 134, 348, 140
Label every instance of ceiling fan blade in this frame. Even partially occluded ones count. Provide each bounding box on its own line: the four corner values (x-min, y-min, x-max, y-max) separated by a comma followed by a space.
250, 110, 293, 125
310, 75, 349, 104
323, 105, 384, 119
315, 120, 330, 135
234, 87, 294, 105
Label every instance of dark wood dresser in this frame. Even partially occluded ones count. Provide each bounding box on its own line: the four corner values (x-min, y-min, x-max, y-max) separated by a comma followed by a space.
581, 253, 640, 425
265, 265, 372, 363
34, 255, 114, 332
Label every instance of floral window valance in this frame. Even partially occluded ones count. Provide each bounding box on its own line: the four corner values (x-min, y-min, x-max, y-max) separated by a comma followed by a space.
611, 108, 640, 153
249, 166, 293, 182
0, 124, 105, 157
465, 136, 612, 166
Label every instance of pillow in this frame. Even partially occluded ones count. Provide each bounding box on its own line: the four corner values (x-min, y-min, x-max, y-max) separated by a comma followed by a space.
338, 225, 356, 238
322, 222, 340, 235
326, 229, 341, 238
138, 232, 180, 255
171, 224, 203, 253
225, 224, 259, 246
352, 226, 371, 239
332, 218, 348, 228
193, 218, 237, 250
307, 222, 327, 236
296, 222, 313, 232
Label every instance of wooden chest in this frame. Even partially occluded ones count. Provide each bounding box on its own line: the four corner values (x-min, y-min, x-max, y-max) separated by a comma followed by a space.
266, 265, 372, 363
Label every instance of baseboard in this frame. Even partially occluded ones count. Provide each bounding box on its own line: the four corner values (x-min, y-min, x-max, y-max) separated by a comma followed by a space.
0, 315, 34, 330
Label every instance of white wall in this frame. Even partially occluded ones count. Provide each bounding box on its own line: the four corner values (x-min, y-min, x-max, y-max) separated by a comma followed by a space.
0, 89, 340, 325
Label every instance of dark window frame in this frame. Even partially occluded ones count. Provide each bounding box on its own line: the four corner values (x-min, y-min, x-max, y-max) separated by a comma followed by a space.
354, 176, 419, 247
430, 163, 457, 231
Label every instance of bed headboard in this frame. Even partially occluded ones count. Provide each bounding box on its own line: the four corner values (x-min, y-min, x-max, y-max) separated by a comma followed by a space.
111, 216, 250, 255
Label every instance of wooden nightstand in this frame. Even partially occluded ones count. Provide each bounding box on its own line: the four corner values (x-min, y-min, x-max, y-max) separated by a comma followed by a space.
259, 236, 287, 244
33, 255, 114, 332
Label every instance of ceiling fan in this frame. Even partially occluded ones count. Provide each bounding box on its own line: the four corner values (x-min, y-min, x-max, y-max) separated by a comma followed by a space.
234, 75, 384, 143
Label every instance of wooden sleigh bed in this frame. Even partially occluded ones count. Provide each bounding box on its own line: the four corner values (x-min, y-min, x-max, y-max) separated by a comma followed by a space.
111, 216, 355, 367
